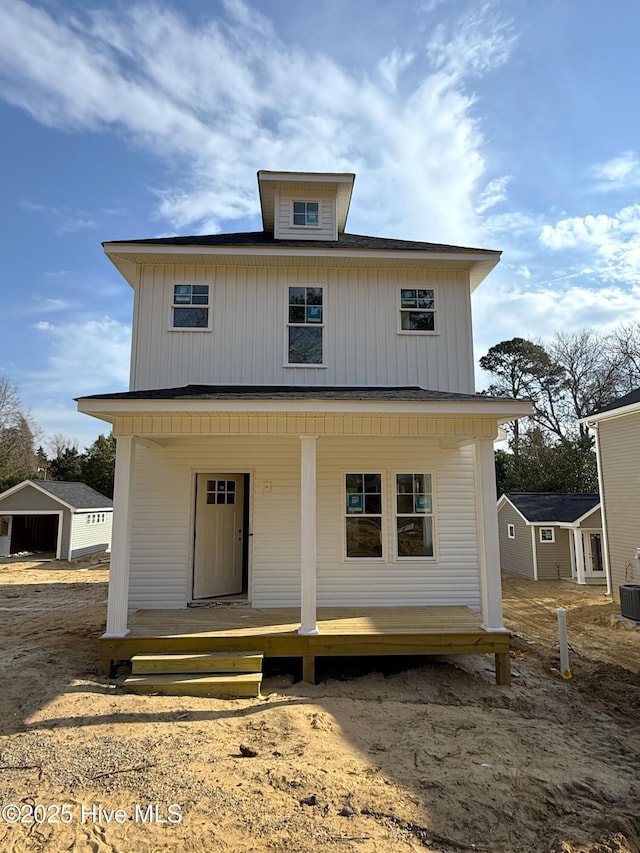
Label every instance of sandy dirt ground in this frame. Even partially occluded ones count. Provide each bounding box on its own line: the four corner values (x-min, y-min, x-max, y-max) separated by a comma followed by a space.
1, 557, 639, 853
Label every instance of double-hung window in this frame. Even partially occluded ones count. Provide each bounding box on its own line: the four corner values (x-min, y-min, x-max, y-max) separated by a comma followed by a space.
399, 288, 436, 332
395, 474, 434, 557
292, 200, 319, 227
287, 286, 324, 365
345, 473, 383, 558
171, 283, 211, 330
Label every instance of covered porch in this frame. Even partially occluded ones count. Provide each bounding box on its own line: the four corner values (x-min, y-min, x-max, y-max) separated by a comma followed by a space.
99, 603, 512, 684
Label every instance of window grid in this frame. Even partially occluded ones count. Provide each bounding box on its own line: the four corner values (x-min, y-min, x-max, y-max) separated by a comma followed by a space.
399, 288, 436, 333
345, 473, 383, 559
292, 200, 320, 227
539, 527, 555, 543
287, 285, 324, 366
395, 473, 434, 558
171, 283, 210, 329
206, 479, 236, 505
507, 523, 516, 540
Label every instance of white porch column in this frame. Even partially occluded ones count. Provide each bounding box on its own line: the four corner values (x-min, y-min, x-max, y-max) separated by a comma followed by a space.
573, 528, 587, 584
103, 435, 136, 637
298, 435, 319, 635
474, 437, 506, 632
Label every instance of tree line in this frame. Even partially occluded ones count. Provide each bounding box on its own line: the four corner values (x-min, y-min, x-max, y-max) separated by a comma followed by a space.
480, 324, 640, 495
0, 377, 115, 497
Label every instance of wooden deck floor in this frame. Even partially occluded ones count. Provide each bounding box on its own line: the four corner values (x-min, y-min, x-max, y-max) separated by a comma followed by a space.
100, 606, 511, 684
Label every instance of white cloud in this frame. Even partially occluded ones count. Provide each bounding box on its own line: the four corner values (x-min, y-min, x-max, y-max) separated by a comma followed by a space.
378, 49, 415, 92
476, 175, 511, 214
22, 199, 97, 234
472, 279, 640, 371
24, 316, 130, 395
591, 151, 640, 191
539, 204, 640, 283
0, 0, 516, 243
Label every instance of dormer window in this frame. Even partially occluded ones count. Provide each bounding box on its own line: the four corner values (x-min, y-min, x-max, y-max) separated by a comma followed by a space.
292, 201, 320, 227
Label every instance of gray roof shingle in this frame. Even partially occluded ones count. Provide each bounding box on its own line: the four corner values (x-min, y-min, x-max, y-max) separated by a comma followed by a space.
505, 493, 599, 523
78, 384, 513, 404
31, 480, 113, 509
103, 231, 498, 255
589, 387, 640, 417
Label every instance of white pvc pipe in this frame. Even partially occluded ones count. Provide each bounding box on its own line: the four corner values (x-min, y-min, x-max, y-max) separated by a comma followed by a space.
557, 607, 571, 680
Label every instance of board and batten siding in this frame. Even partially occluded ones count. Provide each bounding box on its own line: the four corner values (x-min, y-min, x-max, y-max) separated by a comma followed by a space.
497, 503, 534, 579
597, 413, 640, 598
127, 435, 482, 610
274, 192, 336, 241
130, 265, 475, 394
70, 512, 113, 559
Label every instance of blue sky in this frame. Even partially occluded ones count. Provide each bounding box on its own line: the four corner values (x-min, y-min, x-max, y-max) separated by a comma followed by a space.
1, 0, 640, 448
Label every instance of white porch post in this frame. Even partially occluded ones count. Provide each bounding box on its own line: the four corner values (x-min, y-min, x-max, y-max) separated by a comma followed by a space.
474, 437, 506, 632
298, 435, 319, 635
573, 528, 587, 584
103, 435, 136, 638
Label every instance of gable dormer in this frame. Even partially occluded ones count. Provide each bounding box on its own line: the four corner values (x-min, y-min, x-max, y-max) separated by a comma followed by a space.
258, 170, 355, 241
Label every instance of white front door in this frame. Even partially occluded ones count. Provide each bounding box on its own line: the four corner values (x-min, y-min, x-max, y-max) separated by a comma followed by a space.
193, 474, 245, 598
583, 531, 605, 578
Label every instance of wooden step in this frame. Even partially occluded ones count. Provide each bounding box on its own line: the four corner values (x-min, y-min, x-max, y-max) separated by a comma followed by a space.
123, 672, 262, 698
131, 651, 263, 675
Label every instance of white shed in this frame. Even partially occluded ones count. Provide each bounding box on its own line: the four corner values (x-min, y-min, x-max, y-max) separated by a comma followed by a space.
0, 480, 112, 560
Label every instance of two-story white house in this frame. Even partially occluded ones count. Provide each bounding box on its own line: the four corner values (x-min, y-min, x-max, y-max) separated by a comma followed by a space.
78, 171, 529, 687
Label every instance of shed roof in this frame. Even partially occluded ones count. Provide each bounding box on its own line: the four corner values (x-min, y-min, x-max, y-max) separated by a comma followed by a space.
504, 493, 600, 524
0, 480, 113, 510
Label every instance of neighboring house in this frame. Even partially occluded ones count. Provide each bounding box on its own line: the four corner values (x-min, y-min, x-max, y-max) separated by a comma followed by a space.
0, 480, 112, 560
77, 170, 530, 682
582, 387, 640, 602
497, 493, 603, 584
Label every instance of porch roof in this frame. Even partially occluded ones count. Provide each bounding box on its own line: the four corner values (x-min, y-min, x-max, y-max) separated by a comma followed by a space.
77, 384, 532, 425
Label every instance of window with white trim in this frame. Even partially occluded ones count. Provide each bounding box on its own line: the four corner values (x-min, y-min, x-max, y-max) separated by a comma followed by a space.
507, 523, 516, 539
292, 200, 319, 227
540, 527, 555, 543
399, 288, 436, 332
345, 473, 383, 558
395, 473, 434, 558
287, 286, 324, 365
171, 283, 210, 329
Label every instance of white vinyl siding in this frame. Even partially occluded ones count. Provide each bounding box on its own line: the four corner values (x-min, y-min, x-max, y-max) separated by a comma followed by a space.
275, 193, 336, 240
131, 265, 475, 392
127, 435, 481, 610
70, 511, 113, 559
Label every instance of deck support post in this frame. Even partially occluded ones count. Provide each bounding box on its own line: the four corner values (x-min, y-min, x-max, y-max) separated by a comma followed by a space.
103, 435, 136, 638
302, 655, 316, 684
573, 528, 586, 584
298, 435, 319, 636
495, 652, 511, 685
474, 437, 506, 632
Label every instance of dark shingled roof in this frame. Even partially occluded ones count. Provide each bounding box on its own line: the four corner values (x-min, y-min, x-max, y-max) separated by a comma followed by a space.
103, 231, 498, 255
78, 384, 512, 404
505, 493, 599, 523
30, 480, 113, 509
589, 387, 640, 417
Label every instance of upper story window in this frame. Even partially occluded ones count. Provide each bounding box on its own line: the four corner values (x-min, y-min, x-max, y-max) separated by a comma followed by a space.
399, 288, 436, 333
287, 286, 324, 366
539, 527, 555, 543
171, 283, 211, 330
507, 523, 516, 539
292, 201, 320, 227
